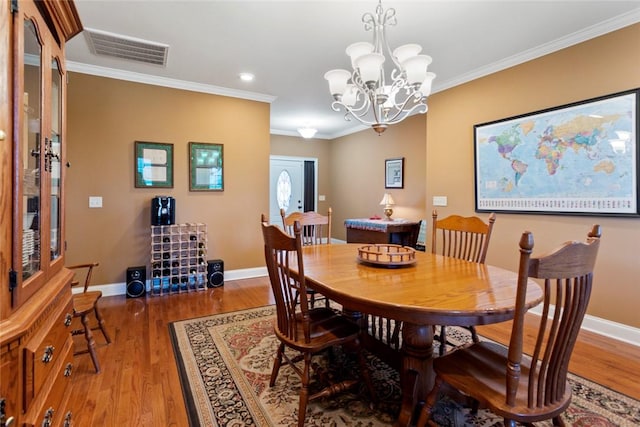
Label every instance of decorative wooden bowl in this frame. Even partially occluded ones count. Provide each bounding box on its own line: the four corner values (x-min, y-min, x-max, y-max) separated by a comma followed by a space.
357, 244, 416, 267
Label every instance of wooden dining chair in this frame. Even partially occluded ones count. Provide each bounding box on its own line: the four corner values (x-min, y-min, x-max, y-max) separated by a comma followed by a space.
417, 225, 602, 427
280, 207, 332, 307
431, 210, 496, 355
261, 215, 376, 427
67, 262, 112, 373
280, 207, 332, 246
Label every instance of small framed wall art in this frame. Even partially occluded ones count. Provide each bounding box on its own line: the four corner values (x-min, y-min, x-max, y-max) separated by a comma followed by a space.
385, 157, 404, 189
134, 141, 174, 188
189, 142, 224, 191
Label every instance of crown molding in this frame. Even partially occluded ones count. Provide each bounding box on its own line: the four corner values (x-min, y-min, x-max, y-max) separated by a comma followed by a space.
434, 8, 640, 92
66, 61, 277, 104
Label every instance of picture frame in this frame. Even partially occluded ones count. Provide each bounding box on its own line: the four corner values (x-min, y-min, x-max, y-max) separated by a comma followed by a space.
189, 142, 224, 191
135, 141, 173, 188
385, 157, 404, 189
474, 88, 639, 216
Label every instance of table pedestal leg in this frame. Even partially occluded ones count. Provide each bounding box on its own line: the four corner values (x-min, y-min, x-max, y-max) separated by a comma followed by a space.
395, 322, 434, 427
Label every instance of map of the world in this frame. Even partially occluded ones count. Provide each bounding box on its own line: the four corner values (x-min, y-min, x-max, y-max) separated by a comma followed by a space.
475, 91, 637, 215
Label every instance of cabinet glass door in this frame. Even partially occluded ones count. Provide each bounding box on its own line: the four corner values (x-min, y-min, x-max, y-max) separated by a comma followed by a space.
21, 17, 43, 281
50, 58, 62, 261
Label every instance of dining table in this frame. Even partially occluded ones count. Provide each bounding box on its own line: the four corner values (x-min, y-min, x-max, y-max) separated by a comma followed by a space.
298, 243, 543, 427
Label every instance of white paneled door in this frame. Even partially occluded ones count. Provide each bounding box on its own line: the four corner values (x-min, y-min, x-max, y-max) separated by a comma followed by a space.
269, 156, 305, 225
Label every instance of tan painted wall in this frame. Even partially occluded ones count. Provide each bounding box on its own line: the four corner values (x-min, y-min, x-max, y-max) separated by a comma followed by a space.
66, 74, 270, 285
65, 24, 639, 328
330, 114, 428, 240
270, 134, 332, 218
425, 24, 640, 327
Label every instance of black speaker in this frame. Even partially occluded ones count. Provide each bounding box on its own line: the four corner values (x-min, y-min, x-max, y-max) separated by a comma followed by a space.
207, 259, 224, 288
126, 266, 146, 298
151, 196, 175, 226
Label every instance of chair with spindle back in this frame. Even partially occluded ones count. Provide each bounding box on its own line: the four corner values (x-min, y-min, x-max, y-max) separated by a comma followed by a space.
280, 207, 332, 307
261, 215, 376, 427
417, 225, 602, 427
431, 210, 496, 355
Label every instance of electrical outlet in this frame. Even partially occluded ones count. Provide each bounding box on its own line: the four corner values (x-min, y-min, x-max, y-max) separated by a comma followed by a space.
433, 196, 447, 207
89, 196, 102, 208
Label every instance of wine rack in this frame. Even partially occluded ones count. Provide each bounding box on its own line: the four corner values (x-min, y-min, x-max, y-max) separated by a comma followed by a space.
150, 223, 208, 295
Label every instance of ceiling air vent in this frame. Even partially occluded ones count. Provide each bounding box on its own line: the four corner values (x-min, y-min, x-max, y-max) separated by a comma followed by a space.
84, 28, 169, 66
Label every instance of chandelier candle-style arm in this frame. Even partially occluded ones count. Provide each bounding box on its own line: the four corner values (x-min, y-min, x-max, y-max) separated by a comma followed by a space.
324, 0, 436, 134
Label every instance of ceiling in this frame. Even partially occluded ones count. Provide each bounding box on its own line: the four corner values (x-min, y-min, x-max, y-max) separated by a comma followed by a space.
65, 1, 640, 139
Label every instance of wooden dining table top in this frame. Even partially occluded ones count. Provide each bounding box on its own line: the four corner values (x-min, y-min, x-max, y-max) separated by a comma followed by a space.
299, 243, 543, 327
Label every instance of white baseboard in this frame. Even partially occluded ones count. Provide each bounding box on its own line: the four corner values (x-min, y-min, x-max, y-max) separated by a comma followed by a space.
528, 305, 640, 347
76, 266, 639, 348
73, 266, 268, 298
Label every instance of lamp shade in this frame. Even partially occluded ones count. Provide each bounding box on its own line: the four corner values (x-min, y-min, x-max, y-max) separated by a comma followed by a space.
346, 42, 374, 68
342, 84, 359, 107
355, 53, 385, 85
324, 69, 351, 98
393, 43, 422, 64
402, 55, 432, 86
379, 193, 395, 206
418, 72, 436, 97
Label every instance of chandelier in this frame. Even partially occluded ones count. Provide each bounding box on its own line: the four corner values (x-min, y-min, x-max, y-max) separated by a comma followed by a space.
324, 1, 436, 134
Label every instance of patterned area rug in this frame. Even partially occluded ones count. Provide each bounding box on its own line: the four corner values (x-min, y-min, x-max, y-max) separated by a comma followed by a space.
169, 306, 640, 426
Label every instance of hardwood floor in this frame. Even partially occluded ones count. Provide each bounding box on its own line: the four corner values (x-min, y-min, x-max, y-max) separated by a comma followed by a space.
67, 277, 640, 426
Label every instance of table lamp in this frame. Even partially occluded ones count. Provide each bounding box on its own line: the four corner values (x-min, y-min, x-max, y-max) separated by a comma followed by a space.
379, 193, 395, 221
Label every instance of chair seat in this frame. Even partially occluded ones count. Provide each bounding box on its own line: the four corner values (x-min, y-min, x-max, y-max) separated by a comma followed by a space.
279, 309, 360, 352
73, 291, 102, 314
433, 341, 571, 423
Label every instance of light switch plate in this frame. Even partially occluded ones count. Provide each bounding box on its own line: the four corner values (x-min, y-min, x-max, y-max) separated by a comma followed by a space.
433, 196, 448, 207
89, 196, 102, 208
318, 195, 326, 201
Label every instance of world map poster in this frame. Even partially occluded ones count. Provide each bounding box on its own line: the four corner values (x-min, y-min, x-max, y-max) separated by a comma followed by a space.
474, 89, 639, 216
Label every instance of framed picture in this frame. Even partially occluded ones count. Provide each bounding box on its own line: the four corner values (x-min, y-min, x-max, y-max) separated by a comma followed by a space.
385, 158, 404, 189
474, 88, 639, 216
135, 141, 173, 188
189, 142, 224, 191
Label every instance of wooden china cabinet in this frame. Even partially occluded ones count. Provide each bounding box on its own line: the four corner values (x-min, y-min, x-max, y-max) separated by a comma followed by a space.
0, 1, 82, 426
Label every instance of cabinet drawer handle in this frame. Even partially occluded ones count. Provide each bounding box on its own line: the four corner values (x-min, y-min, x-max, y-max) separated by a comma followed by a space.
1, 397, 15, 426
64, 313, 73, 327
64, 363, 73, 377
63, 411, 72, 427
42, 407, 54, 427
42, 346, 55, 363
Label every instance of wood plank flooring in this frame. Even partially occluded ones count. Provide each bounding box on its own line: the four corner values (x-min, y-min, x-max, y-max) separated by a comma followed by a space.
67, 277, 640, 426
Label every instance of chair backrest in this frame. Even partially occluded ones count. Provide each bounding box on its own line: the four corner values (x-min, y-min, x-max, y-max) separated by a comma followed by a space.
507, 225, 601, 409
280, 207, 332, 246
261, 214, 313, 343
67, 262, 100, 292
431, 210, 496, 263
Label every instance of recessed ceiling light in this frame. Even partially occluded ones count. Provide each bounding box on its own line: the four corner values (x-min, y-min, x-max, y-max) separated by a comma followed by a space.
239, 72, 254, 82
297, 127, 318, 139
